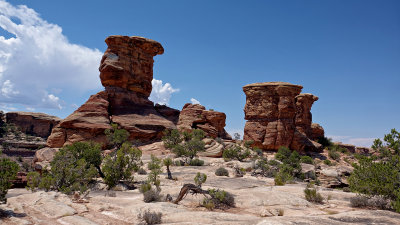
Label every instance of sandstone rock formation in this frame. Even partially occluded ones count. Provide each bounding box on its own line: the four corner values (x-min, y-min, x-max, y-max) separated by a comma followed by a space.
6, 112, 61, 138
310, 123, 325, 140
177, 103, 231, 139
243, 82, 322, 151
47, 36, 178, 148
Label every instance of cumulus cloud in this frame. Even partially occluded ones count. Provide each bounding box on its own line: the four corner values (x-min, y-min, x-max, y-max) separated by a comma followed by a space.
190, 98, 200, 105
149, 79, 179, 105
328, 135, 377, 147
0, 0, 102, 110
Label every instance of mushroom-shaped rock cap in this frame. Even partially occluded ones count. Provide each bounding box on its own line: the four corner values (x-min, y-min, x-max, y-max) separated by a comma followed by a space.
105, 35, 164, 56
243, 82, 303, 96
100, 35, 164, 96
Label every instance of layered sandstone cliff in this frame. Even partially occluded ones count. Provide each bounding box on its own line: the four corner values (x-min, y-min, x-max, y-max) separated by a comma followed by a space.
47, 36, 179, 148
243, 82, 323, 151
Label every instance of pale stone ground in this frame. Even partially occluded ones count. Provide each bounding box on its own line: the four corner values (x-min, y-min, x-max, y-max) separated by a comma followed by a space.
2, 153, 400, 224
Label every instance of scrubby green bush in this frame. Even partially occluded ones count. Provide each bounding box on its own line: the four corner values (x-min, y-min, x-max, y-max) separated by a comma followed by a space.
102, 143, 142, 189
328, 149, 340, 161
162, 129, 182, 149
27, 142, 104, 193
223, 144, 250, 162
300, 156, 314, 165
194, 172, 207, 187
163, 129, 206, 165
105, 123, 130, 148
275, 146, 292, 162
0, 158, 19, 203
189, 158, 204, 166
349, 129, 400, 212
272, 147, 304, 185
215, 167, 229, 177
304, 185, 323, 204
324, 159, 332, 166
202, 188, 235, 210
317, 136, 333, 148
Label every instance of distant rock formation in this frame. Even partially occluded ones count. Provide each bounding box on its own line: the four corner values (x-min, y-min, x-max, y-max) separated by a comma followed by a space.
47, 36, 179, 148
243, 82, 322, 151
177, 103, 231, 139
5, 112, 61, 138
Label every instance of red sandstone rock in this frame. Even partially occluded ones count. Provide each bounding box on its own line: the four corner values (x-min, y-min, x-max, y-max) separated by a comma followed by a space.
177, 103, 231, 139
99, 36, 163, 97
6, 112, 60, 138
47, 36, 177, 148
310, 123, 325, 140
243, 82, 322, 151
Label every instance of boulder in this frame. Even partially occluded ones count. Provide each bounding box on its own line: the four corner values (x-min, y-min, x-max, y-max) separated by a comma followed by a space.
47, 36, 178, 148
33, 147, 59, 170
6, 112, 61, 138
310, 123, 325, 140
177, 103, 231, 139
243, 82, 322, 151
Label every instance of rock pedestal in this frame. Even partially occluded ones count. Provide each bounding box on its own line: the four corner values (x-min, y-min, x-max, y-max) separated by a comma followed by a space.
243, 82, 322, 151
47, 36, 178, 148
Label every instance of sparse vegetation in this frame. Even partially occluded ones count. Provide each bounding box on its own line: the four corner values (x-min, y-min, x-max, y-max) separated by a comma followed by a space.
0, 158, 19, 203
223, 144, 251, 162
324, 159, 332, 166
300, 155, 314, 165
273, 147, 303, 185
163, 129, 206, 165
328, 149, 340, 161
194, 172, 207, 187
202, 188, 235, 210
102, 142, 142, 189
349, 129, 400, 212
189, 158, 204, 166
105, 123, 130, 148
304, 184, 323, 204
215, 167, 229, 177
138, 209, 162, 225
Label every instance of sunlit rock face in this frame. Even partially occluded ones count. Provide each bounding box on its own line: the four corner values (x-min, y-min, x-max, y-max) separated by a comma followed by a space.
243, 82, 322, 152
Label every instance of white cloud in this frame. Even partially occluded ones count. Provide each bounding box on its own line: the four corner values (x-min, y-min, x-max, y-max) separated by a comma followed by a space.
328, 135, 377, 147
149, 79, 179, 105
0, 1, 102, 109
190, 98, 200, 105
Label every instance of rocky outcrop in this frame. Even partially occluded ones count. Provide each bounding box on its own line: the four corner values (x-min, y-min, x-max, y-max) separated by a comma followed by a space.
177, 103, 231, 139
5, 112, 60, 138
243, 82, 322, 151
47, 36, 177, 148
33, 147, 59, 171
310, 123, 325, 140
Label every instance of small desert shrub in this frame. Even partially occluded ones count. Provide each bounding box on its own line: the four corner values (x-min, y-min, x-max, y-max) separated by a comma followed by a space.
317, 136, 333, 148
189, 158, 204, 166
202, 189, 235, 210
342, 187, 351, 192
268, 159, 280, 167
324, 159, 332, 166
174, 160, 184, 166
274, 169, 293, 186
162, 129, 182, 149
304, 186, 323, 204
350, 195, 369, 208
194, 172, 207, 187
105, 123, 130, 148
138, 168, 147, 175
275, 146, 292, 162
222, 144, 250, 162
138, 209, 162, 225
139, 182, 152, 193
143, 189, 162, 203
215, 167, 229, 177
328, 150, 340, 161
278, 209, 284, 216
300, 156, 314, 165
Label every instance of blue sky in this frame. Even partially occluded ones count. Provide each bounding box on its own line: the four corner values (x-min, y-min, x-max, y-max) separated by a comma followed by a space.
0, 0, 399, 147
